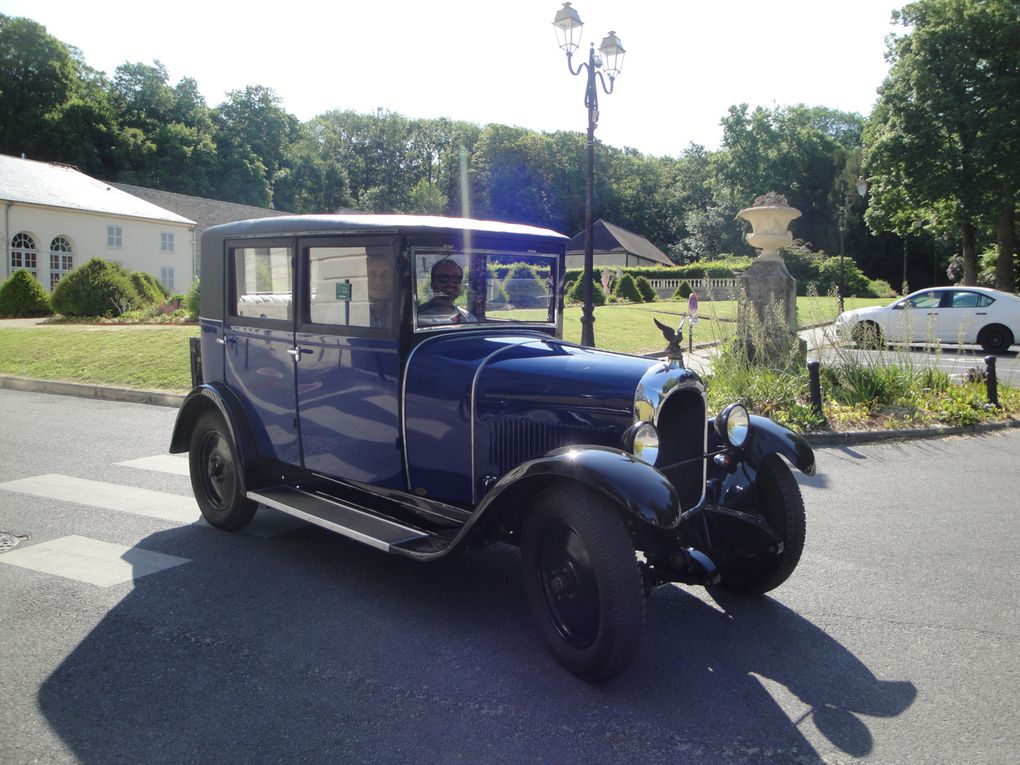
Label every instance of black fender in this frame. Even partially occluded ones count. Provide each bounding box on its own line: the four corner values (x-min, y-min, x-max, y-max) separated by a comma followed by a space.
476, 445, 682, 531
747, 415, 815, 476
168, 384, 258, 480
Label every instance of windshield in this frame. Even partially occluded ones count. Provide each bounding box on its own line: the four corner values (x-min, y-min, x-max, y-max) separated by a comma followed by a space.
413, 247, 559, 328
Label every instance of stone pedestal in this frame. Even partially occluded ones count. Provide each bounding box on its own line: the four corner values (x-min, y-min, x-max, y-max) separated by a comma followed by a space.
736, 193, 803, 363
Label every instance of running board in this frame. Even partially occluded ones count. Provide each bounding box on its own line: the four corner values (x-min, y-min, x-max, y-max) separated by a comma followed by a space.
248, 485, 428, 552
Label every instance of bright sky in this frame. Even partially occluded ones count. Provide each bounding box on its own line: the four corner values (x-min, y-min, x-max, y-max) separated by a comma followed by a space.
3, 0, 903, 157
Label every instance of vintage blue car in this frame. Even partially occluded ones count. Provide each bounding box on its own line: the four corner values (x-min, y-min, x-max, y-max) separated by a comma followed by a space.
170, 214, 815, 681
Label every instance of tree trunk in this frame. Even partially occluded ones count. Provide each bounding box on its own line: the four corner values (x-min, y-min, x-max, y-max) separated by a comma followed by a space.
961, 220, 978, 286
996, 206, 1016, 293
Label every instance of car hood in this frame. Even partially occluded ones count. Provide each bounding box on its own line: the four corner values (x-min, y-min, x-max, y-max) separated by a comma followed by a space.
402, 330, 664, 504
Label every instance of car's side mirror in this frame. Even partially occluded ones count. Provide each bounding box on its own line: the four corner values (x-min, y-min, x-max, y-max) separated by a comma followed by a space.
893, 302, 905, 310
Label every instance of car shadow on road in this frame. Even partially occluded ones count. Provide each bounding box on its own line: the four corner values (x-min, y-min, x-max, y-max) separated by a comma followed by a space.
38, 521, 915, 764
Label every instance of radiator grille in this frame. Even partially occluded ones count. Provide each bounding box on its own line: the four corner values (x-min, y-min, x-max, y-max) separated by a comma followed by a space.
489, 418, 618, 475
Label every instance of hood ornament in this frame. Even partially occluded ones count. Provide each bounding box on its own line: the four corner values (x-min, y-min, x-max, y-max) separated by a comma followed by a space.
654, 316, 686, 364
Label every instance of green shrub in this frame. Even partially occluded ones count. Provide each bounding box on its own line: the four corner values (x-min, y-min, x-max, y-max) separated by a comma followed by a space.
130, 272, 165, 306
812, 257, 871, 298
0, 270, 51, 317
612, 274, 643, 303
635, 276, 657, 303
671, 280, 693, 300
185, 279, 201, 320
565, 274, 606, 306
867, 278, 897, 298
50, 258, 143, 317
502, 263, 546, 308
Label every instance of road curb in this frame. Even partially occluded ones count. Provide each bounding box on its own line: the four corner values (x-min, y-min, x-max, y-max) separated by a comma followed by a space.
802, 417, 1020, 446
2, 374, 1017, 446
0, 375, 185, 408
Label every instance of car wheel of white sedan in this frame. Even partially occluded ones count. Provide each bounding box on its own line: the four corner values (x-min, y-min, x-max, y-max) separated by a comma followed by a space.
851, 321, 884, 350
979, 324, 1015, 355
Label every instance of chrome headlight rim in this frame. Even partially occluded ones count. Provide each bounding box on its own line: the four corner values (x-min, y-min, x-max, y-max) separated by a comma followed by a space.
715, 402, 750, 448
622, 420, 660, 465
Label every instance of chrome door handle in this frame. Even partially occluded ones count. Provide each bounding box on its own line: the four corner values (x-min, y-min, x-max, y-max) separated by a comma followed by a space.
287, 347, 313, 360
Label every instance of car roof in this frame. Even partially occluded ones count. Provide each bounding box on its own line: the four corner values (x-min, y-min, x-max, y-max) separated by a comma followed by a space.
205, 214, 569, 241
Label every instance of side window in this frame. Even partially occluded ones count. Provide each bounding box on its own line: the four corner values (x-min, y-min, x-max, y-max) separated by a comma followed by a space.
233, 246, 293, 320
308, 246, 395, 328
907, 292, 940, 310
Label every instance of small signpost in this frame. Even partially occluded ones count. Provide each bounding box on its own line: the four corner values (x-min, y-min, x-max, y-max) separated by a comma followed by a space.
688, 292, 698, 352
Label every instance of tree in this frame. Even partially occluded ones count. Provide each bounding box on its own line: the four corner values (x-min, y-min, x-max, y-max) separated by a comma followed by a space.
864, 0, 1019, 290
213, 86, 298, 206
0, 15, 83, 158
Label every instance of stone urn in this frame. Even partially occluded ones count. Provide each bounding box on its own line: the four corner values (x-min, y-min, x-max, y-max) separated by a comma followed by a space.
735, 192, 803, 358
738, 191, 801, 260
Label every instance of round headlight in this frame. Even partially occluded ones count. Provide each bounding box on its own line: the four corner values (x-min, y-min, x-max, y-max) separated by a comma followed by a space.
716, 403, 750, 448
622, 421, 660, 465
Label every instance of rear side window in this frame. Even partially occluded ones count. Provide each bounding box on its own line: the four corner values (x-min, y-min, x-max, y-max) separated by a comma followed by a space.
233, 246, 293, 320
950, 291, 993, 308
308, 246, 396, 329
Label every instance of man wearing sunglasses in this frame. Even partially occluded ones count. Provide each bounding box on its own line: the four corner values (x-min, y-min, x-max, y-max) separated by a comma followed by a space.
418, 258, 477, 324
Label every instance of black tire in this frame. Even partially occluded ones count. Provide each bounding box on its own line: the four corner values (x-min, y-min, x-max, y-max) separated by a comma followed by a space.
521, 487, 644, 681
188, 411, 257, 530
716, 454, 805, 595
851, 321, 883, 350
978, 324, 1014, 355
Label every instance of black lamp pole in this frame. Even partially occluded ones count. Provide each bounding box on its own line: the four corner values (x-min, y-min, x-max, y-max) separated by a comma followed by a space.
553, 3, 624, 348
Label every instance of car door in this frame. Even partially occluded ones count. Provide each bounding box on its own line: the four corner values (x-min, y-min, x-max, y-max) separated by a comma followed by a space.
896, 291, 941, 343
935, 290, 988, 345
294, 237, 405, 489
222, 238, 300, 466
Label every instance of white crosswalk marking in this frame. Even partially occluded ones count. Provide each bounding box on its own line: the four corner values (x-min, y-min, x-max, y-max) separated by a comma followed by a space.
0, 459, 310, 586
0, 474, 200, 524
0, 534, 190, 587
116, 454, 190, 476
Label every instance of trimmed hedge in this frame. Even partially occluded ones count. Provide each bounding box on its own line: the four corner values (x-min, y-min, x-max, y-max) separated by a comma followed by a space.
565, 274, 607, 306
635, 276, 657, 303
50, 258, 144, 317
564, 264, 738, 288
0, 269, 51, 317
613, 273, 643, 303
130, 272, 166, 305
502, 263, 547, 308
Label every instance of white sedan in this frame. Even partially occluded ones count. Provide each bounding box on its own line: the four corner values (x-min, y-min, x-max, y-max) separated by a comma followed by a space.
835, 286, 1020, 354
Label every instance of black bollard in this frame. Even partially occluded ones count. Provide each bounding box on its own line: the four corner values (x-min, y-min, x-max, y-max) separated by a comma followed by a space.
984, 355, 1000, 408
807, 360, 825, 421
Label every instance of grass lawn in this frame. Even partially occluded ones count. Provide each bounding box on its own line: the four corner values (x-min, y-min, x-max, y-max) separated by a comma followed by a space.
0, 296, 892, 393
0, 324, 198, 392
560, 296, 890, 354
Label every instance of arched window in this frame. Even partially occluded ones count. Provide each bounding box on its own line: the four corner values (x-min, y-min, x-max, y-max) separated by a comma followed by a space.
10, 233, 37, 277
49, 236, 75, 289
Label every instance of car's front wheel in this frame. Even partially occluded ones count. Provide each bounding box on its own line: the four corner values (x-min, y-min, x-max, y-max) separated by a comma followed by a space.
189, 411, 257, 530
521, 487, 644, 681
851, 321, 884, 349
978, 324, 1014, 355
715, 454, 805, 595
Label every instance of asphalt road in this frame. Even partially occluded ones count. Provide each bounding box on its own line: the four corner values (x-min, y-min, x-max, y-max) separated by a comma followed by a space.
1, 389, 1018, 764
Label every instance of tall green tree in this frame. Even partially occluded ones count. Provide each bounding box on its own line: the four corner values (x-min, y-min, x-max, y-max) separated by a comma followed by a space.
0, 15, 83, 159
213, 85, 298, 207
864, 0, 1019, 290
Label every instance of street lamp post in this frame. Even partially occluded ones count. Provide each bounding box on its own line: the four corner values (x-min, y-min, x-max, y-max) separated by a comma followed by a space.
552, 2, 625, 347
838, 175, 868, 315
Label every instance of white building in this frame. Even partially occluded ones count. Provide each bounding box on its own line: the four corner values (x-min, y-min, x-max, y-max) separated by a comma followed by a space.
0, 154, 196, 293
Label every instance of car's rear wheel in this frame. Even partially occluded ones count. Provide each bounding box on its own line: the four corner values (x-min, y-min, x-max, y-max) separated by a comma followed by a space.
978, 324, 1014, 355
851, 321, 883, 349
715, 454, 805, 595
189, 411, 257, 530
521, 487, 644, 681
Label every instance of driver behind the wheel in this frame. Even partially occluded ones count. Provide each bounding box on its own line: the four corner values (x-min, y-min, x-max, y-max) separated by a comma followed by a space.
418, 258, 477, 324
